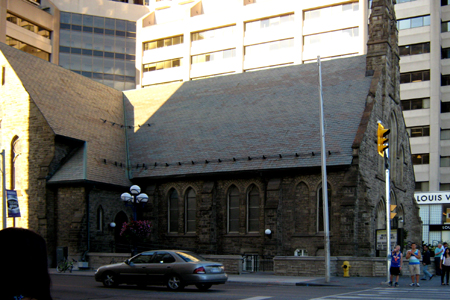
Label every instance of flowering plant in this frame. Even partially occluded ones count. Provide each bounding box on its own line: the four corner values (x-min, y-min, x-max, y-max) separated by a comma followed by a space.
120, 220, 152, 243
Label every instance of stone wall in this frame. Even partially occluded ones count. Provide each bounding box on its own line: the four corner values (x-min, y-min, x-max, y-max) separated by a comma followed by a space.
274, 256, 436, 277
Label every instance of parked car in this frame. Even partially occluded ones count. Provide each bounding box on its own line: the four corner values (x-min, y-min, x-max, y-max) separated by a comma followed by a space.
94, 250, 228, 291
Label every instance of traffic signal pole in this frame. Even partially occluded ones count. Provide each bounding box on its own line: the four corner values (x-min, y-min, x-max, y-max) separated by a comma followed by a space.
377, 121, 392, 283
385, 148, 390, 284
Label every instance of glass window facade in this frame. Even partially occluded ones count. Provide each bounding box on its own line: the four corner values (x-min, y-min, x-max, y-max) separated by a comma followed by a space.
399, 42, 430, 56
303, 28, 359, 45
143, 58, 182, 72
6, 12, 51, 39
401, 98, 430, 110
143, 35, 184, 51
6, 36, 50, 61
59, 12, 136, 91
245, 39, 294, 57
192, 26, 235, 41
192, 49, 236, 64
304, 2, 359, 20
397, 15, 430, 30
245, 14, 294, 33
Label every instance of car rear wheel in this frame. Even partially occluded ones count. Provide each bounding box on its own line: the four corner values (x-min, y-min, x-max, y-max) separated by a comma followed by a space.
195, 283, 212, 291
167, 274, 184, 291
102, 272, 118, 288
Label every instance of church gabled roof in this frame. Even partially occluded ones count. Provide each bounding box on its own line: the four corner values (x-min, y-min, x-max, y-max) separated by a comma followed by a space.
0, 42, 130, 187
124, 55, 373, 179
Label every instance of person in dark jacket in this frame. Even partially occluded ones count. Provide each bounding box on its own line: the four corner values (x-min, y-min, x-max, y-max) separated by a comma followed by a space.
421, 245, 433, 280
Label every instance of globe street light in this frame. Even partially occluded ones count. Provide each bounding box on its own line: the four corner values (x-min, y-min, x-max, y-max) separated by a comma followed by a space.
121, 185, 148, 221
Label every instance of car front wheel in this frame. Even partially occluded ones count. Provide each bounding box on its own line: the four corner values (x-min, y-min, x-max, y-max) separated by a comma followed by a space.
102, 272, 118, 288
167, 274, 184, 291
195, 283, 212, 291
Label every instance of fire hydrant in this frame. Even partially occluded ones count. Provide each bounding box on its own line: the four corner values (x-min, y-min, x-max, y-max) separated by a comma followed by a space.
342, 261, 351, 277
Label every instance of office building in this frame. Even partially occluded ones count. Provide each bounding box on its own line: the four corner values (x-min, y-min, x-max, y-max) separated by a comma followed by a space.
0, 0, 60, 64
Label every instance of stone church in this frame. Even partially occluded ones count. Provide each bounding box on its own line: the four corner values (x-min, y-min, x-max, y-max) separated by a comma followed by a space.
0, 0, 421, 267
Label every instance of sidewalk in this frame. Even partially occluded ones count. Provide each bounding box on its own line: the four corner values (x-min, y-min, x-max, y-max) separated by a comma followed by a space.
49, 269, 442, 287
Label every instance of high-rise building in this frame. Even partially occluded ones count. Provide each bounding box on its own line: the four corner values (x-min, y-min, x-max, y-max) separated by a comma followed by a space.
136, 0, 369, 87
396, 0, 450, 245
0, 0, 60, 64
49, 0, 149, 90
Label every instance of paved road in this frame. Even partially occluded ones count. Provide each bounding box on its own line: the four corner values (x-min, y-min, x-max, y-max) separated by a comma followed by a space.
311, 286, 448, 300
49, 275, 372, 300
51, 274, 450, 300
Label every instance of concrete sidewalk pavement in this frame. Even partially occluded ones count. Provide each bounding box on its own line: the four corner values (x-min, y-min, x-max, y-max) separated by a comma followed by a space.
49, 269, 443, 288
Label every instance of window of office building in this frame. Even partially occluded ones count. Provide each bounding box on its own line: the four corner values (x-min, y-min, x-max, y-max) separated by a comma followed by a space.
442, 102, 450, 113
397, 0, 417, 3
441, 156, 450, 167
304, 27, 359, 45
412, 153, 430, 165
399, 42, 430, 56
441, 129, 450, 140
245, 14, 294, 33
415, 181, 429, 191
6, 36, 50, 61
442, 75, 450, 86
400, 70, 430, 84
401, 98, 430, 110
407, 126, 430, 137
143, 35, 183, 51
143, 58, 182, 72
192, 49, 236, 64
442, 48, 450, 59
398, 15, 430, 30
59, 12, 136, 91
192, 26, 235, 42
441, 183, 450, 190
443, 21, 450, 32
304, 2, 359, 20
245, 39, 294, 57
6, 12, 50, 39
443, 0, 450, 6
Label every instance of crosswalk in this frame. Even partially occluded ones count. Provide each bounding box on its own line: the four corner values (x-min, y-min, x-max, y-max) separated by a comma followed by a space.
311, 287, 446, 300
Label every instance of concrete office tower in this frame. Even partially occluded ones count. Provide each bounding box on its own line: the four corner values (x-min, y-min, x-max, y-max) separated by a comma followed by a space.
50, 0, 149, 90
136, 0, 369, 87
396, 0, 450, 244
0, 0, 60, 64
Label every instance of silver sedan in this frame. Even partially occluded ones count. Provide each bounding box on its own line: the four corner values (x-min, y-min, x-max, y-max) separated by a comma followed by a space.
94, 250, 228, 291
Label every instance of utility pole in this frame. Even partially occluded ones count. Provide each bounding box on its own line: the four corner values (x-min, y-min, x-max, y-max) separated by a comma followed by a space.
318, 56, 330, 283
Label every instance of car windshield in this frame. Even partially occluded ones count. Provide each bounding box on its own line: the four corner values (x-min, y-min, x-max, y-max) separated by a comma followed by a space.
176, 251, 206, 262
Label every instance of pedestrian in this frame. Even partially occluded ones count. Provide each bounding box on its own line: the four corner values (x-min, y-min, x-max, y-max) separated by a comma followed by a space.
421, 245, 433, 280
435, 243, 444, 276
406, 242, 421, 287
389, 245, 403, 287
444, 242, 448, 252
441, 248, 450, 285
0, 227, 52, 300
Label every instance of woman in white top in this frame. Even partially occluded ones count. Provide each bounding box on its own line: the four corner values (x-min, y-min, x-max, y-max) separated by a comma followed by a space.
440, 248, 450, 285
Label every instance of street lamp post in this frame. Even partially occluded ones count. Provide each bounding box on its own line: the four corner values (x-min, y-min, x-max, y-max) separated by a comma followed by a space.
120, 185, 148, 221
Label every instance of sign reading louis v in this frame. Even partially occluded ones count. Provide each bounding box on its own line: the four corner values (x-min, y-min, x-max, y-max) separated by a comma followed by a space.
415, 192, 450, 205
7, 190, 20, 218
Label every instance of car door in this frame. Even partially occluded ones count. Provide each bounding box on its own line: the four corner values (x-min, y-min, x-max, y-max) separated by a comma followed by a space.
146, 251, 176, 284
119, 252, 154, 284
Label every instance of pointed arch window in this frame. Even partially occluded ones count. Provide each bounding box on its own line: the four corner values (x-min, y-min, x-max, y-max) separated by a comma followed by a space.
185, 188, 196, 233
97, 206, 104, 232
317, 183, 331, 232
247, 185, 260, 233
11, 136, 19, 189
168, 189, 179, 233
227, 185, 239, 233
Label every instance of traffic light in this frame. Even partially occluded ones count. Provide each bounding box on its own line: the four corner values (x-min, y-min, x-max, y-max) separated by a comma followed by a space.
377, 122, 390, 157
390, 205, 397, 219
